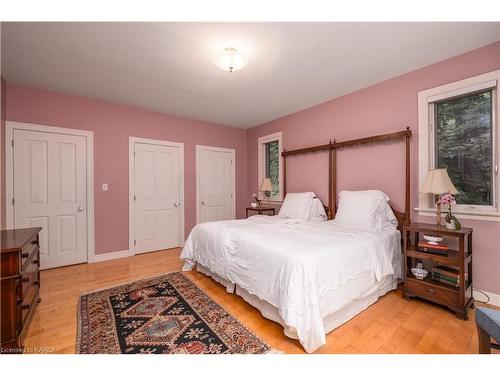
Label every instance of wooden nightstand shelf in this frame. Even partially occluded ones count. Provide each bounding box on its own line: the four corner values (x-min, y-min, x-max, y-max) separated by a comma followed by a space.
403, 222, 473, 320
245, 206, 276, 218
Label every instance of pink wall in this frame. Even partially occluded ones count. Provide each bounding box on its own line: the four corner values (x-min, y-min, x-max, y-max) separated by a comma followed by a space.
0, 77, 6, 229
248, 41, 500, 295
3, 41, 499, 295
5, 84, 247, 254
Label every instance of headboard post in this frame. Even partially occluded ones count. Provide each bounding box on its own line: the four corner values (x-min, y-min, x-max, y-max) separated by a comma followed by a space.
282, 148, 287, 198
327, 140, 332, 219
329, 139, 337, 220
404, 127, 411, 225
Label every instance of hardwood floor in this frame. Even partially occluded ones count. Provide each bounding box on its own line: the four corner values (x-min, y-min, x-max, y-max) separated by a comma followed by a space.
23, 248, 498, 354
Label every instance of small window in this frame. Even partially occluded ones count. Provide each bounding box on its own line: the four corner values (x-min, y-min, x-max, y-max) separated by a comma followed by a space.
258, 132, 282, 201
264, 140, 280, 198
433, 89, 495, 208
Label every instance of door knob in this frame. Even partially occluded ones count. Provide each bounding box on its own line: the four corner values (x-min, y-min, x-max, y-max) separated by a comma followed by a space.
201, 201, 205, 205
173, 202, 179, 207
77, 206, 85, 212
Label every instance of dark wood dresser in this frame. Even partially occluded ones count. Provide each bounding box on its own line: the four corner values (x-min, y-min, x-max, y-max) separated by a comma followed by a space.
1, 227, 42, 353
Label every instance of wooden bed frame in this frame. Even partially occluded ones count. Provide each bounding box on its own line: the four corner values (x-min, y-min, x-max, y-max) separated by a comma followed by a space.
282, 127, 412, 231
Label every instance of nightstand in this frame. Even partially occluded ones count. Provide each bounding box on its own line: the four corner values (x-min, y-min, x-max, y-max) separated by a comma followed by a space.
403, 222, 473, 320
245, 206, 275, 218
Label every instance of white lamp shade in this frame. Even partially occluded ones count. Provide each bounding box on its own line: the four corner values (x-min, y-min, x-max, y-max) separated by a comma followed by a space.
421, 169, 458, 194
260, 178, 273, 192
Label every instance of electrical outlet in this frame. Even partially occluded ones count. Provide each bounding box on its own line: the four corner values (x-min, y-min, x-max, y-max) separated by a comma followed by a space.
102, 184, 108, 191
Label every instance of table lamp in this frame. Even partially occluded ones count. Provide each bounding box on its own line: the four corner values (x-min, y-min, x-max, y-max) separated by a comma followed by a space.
421, 168, 458, 226
260, 178, 273, 208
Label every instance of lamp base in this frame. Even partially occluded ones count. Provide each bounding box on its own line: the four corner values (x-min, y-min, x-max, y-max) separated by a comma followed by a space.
436, 201, 442, 227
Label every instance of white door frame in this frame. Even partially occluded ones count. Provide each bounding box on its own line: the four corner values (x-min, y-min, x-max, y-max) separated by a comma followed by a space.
5, 121, 95, 262
196, 145, 236, 224
129, 137, 185, 254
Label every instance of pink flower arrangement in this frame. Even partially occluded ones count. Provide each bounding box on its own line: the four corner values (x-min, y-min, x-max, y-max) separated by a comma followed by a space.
252, 192, 261, 204
438, 193, 456, 206
439, 193, 461, 229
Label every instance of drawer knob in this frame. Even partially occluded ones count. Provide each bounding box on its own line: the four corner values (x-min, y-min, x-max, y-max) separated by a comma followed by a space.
31, 240, 38, 245
426, 288, 435, 294
34, 281, 40, 286
22, 277, 30, 283
21, 253, 29, 259
32, 259, 39, 265
21, 304, 31, 310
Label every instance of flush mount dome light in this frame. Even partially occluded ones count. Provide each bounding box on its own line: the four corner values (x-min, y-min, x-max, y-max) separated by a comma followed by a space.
215, 47, 247, 72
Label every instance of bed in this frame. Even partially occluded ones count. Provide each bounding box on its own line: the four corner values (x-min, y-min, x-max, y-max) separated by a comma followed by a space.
181, 129, 412, 353
182, 191, 404, 352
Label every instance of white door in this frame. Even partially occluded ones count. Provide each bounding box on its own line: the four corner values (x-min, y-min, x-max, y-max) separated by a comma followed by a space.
197, 146, 235, 224
14, 129, 88, 269
134, 142, 182, 253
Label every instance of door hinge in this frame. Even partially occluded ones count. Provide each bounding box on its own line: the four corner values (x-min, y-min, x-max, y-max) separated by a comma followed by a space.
134, 195, 136, 201
134, 151, 136, 157
231, 159, 233, 164
12, 198, 15, 205
11, 139, 14, 148
134, 239, 136, 245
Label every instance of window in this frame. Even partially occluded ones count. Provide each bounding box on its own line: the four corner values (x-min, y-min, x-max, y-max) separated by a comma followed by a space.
258, 132, 282, 201
418, 70, 500, 220
434, 89, 494, 207
264, 140, 280, 198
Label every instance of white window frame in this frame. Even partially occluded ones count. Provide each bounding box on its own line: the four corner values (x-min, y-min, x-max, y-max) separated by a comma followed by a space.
257, 131, 283, 202
416, 70, 500, 222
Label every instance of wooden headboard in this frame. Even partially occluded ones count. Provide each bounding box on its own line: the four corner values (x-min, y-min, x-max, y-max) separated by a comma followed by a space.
390, 204, 407, 232
313, 197, 329, 217
282, 127, 412, 230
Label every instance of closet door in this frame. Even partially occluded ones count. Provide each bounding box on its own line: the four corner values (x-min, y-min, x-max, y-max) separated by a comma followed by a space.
196, 146, 235, 224
14, 129, 88, 269
134, 141, 182, 253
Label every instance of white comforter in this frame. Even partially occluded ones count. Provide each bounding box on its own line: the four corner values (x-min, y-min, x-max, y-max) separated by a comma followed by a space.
180, 215, 401, 353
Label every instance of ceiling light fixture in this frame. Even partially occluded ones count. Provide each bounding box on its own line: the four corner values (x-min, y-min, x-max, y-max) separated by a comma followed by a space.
214, 47, 247, 73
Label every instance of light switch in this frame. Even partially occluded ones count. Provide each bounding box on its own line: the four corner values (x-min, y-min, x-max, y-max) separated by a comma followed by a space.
102, 184, 108, 191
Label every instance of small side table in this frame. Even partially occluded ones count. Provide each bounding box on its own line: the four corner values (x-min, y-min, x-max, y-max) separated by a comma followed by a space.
246, 206, 275, 218
403, 222, 473, 320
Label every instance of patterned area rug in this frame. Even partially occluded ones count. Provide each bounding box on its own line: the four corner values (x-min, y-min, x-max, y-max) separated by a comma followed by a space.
76, 272, 273, 354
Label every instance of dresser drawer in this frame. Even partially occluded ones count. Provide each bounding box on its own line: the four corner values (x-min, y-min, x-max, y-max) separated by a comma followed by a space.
20, 235, 39, 270
18, 281, 39, 327
406, 278, 459, 306
1, 227, 42, 352
21, 254, 40, 299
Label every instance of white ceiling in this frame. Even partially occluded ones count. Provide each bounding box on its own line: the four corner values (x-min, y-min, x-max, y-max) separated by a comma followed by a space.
2, 22, 499, 128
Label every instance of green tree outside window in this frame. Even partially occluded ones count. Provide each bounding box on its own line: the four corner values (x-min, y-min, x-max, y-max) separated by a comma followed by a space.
265, 140, 280, 198
435, 90, 493, 206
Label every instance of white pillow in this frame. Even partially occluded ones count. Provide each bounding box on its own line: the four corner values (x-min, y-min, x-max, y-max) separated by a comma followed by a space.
334, 190, 390, 231
309, 198, 328, 222
278, 192, 316, 220
384, 204, 399, 230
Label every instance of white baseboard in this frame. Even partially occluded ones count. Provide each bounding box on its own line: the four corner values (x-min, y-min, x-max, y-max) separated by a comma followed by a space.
90, 249, 133, 263
474, 289, 500, 307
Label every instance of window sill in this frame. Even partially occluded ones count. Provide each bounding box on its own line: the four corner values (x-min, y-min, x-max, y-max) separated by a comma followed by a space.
415, 207, 500, 222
